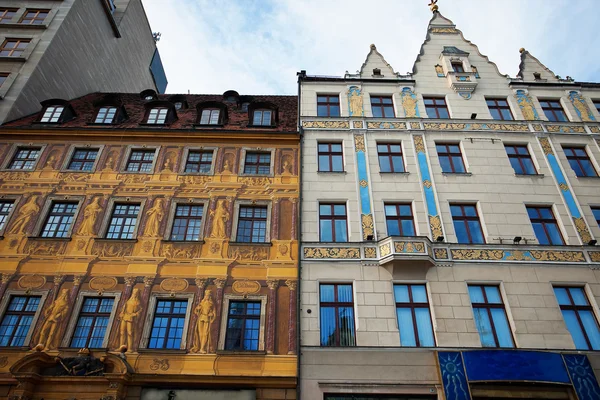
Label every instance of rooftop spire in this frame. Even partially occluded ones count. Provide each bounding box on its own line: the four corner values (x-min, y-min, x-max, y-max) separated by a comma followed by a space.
428, 0, 439, 13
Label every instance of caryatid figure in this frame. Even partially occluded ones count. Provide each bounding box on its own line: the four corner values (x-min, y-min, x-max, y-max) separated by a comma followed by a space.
192, 289, 216, 354
118, 288, 141, 352
37, 288, 70, 350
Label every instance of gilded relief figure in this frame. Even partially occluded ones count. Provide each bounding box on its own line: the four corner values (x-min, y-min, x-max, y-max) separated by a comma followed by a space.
144, 198, 165, 237
117, 288, 141, 352
348, 86, 364, 117
210, 200, 230, 238
401, 88, 418, 118
77, 197, 102, 236
569, 91, 594, 121
515, 90, 538, 120
104, 151, 118, 171
9, 196, 39, 235
37, 289, 70, 350
191, 290, 216, 353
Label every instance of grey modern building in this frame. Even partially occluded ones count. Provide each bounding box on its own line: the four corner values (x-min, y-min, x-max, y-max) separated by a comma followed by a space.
0, 0, 166, 124
299, 4, 600, 400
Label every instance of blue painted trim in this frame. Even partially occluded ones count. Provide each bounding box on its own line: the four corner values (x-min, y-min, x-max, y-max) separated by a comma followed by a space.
563, 354, 600, 400
543, 146, 581, 218
438, 352, 471, 400
356, 151, 371, 214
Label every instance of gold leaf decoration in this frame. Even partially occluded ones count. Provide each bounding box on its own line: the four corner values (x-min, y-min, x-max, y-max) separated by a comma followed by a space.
303, 247, 361, 259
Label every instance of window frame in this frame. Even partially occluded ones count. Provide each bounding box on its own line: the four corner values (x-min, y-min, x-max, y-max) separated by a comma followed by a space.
0, 196, 19, 236
239, 148, 275, 176
0, 38, 31, 58
224, 300, 262, 351
436, 143, 467, 173
38, 201, 79, 239
540, 99, 568, 122
317, 142, 344, 173
94, 106, 119, 124
198, 108, 222, 126
180, 147, 217, 175
31, 195, 84, 239
451, 62, 465, 73
526, 205, 565, 246
61, 291, 121, 348
164, 199, 207, 242
140, 293, 194, 350
62, 145, 103, 172
593, 100, 600, 116
553, 286, 600, 350
0, 8, 18, 24
251, 109, 274, 126
504, 144, 537, 175
562, 145, 598, 177
39, 105, 65, 123
319, 202, 348, 243
120, 146, 159, 173
370, 95, 395, 118
0, 290, 48, 347
377, 142, 405, 173
98, 198, 146, 240
218, 294, 267, 351
393, 283, 436, 347
4, 145, 44, 171
486, 98, 514, 121
424, 97, 450, 119
317, 94, 341, 117
319, 283, 356, 347
450, 203, 486, 244
468, 284, 515, 348
146, 107, 169, 125
19, 9, 50, 25
384, 203, 416, 237
592, 207, 600, 228
230, 201, 272, 243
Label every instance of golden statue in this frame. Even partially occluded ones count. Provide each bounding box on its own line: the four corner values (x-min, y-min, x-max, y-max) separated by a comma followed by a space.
282, 157, 293, 175
43, 153, 58, 170
117, 288, 141, 352
435, 64, 444, 76
516, 93, 536, 120
191, 290, 216, 353
144, 198, 165, 237
77, 197, 102, 236
104, 151, 117, 171
401, 89, 418, 118
222, 159, 231, 173
9, 196, 39, 235
163, 153, 175, 172
428, 0, 439, 12
348, 88, 363, 117
210, 200, 230, 238
571, 93, 592, 121
37, 288, 70, 350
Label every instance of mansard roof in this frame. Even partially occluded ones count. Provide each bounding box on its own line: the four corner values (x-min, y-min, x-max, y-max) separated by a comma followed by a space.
2, 92, 298, 133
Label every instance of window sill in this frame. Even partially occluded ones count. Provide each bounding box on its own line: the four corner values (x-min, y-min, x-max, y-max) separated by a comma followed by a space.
229, 242, 272, 246
442, 172, 472, 176
0, 168, 35, 172
179, 172, 213, 176
194, 124, 224, 128
575, 175, 600, 179
514, 173, 544, 178
0, 56, 26, 62
379, 171, 409, 175
27, 236, 72, 241
317, 171, 346, 174
161, 239, 205, 244
216, 350, 267, 355
94, 238, 138, 243
61, 169, 94, 174
0, 23, 48, 29
239, 173, 273, 178
118, 171, 154, 175
86, 122, 121, 126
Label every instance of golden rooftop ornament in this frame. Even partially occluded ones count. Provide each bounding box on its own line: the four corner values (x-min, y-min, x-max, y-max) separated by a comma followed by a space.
429, 0, 439, 12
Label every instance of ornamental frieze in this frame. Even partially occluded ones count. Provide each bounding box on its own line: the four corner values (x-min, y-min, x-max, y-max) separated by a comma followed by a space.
451, 249, 586, 263
366, 121, 406, 129
545, 125, 586, 133
91, 241, 135, 258
301, 120, 350, 129
394, 241, 426, 253
303, 247, 361, 259
429, 27, 458, 34
590, 252, 600, 262
423, 122, 529, 132
24, 240, 67, 256
160, 242, 202, 259
228, 244, 269, 261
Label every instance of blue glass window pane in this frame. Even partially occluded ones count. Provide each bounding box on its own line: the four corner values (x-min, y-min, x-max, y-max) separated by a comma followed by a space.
334, 220, 347, 242
318, 156, 330, 171
569, 160, 584, 177
399, 205, 412, 216
468, 286, 484, 303
438, 108, 450, 119
489, 109, 501, 120
522, 158, 536, 174
320, 220, 332, 242
412, 285, 428, 303
468, 221, 484, 243
320, 307, 336, 346
554, 287, 570, 305
580, 160, 597, 177
397, 308, 416, 346
500, 109, 513, 120
452, 156, 466, 172
490, 308, 514, 347
539, 208, 553, 218
439, 156, 452, 172
401, 220, 415, 236
464, 206, 477, 217
509, 157, 524, 174
570, 288, 588, 305
333, 205, 346, 215
415, 308, 435, 347
320, 205, 331, 215
320, 285, 335, 302
546, 223, 564, 245
394, 285, 409, 302
484, 286, 502, 303
532, 223, 549, 245
579, 310, 600, 350
453, 220, 469, 243
337, 285, 353, 302
593, 208, 600, 227
391, 156, 404, 172
472, 308, 496, 347
379, 156, 392, 172
386, 220, 400, 236
331, 156, 343, 172
338, 307, 355, 346
562, 309, 589, 349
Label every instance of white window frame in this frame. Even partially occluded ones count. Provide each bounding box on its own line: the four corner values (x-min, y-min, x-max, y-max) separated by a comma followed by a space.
98, 197, 146, 240
0, 194, 21, 236
32, 195, 85, 238
199, 108, 221, 125
164, 198, 209, 241
146, 107, 169, 124
180, 147, 217, 175
238, 148, 275, 176
218, 294, 267, 351
140, 293, 194, 350
120, 145, 160, 173
230, 200, 272, 243
0, 290, 49, 347
61, 144, 105, 173
1, 143, 47, 171
40, 105, 64, 123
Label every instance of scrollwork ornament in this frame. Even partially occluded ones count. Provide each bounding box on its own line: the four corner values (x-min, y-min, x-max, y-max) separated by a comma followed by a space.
285, 280, 297, 291
195, 277, 208, 288
413, 136, 425, 153
213, 277, 227, 289
266, 279, 279, 290
143, 276, 155, 287
123, 276, 136, 286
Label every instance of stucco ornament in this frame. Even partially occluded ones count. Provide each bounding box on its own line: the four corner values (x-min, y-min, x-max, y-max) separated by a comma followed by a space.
9, 196, 39, 235
210, 200, 230, 238
401, 87, 419, 118
144, 198, 165, 237
569, 91, 595, 121
37, 289, 70, 350
118, 288, 141, 352
191, 289, 216, 354
515, 90, 539, 120
347, 86, 364, 117
77, 197, 102, 236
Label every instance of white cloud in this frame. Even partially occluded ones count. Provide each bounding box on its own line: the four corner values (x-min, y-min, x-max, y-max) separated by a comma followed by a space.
141, 0, 599, 94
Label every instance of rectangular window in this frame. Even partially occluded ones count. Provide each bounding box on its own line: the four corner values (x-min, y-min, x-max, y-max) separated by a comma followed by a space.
320, 284, 355, 347
243, 152, 271, 175
424, 97, 449, 119
236, 206, 267, 243
317, 95, 340, 117
370, 96, 394, 118
487, 98, 513, 121
0, 73, 9, 87
252, 110, 272, 126
592, 207, 600, 228
468, 285, 514, 348
563, 146, 597, 177
126, 150, 155, 172
41, 202, 78, 238
0, 9, 17, 23
147, 108, 168, 124
20, 9, 49, 25
70, 297, 114, 348
554, 287, 600, 350
436, 143, 466, 173
505, 144, 536, 175
324, 396, 431, 400
106, 203, 140, 239
0, 296, 41, 346
171, 204, 203, 241
148, 299, 187, 349
385, 204, 415, 236
377, 143, 404, 173
594, 100, 600, 115
451, 62, 465, 73
9, 147, 41, 170
318, 143, 343, 172
184, 150, 212, 173
200, 109, 220, 125
451, 204, 485, 244
0, 200, 14, 231
394, 284, 435, 347
540, 100, 568, 122
40, 106, 64, 123
95, 107, 117, 124
0, 39, 30, 57
225, 301, 261, 351
526, 206, 564, 245
67, 148, 98, 171
319, 203, 347, 242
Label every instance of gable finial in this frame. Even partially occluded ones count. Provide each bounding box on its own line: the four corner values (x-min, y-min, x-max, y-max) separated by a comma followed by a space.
428, 0, 439, 13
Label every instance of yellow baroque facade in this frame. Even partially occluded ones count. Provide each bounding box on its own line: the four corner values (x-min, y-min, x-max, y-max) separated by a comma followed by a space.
0, 91, 298, 400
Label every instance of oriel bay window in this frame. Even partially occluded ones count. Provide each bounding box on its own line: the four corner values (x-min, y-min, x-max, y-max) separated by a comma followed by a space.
170, 204, 203, 241
41, 202, 78, 238
385, 204, 415, 236
106, 203, 140, 239
320, 284, 355, 347
554, 286, 600, 350
526, 206, 564, 245
0, 295, 41, 346
225, 301, 261, 351
450, 204, 485, 244
148, 299, 188, 349
70, 297, 114, 348
236, 206, 267, 243
394, 284, 435, 347
318, 143, 343, 172
468, 285, 514, 348
319, 203, 348, 242
377, 143, 404, 173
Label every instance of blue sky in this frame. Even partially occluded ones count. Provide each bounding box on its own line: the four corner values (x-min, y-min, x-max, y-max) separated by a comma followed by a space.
141, 0, 600, 95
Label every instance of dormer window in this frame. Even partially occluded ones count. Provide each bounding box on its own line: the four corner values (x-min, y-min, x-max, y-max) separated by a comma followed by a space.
147, 107, 169, 124
140, 89, 158, 102
41, 106, 64, 123
174, 102, 183, 110
533, 72, 542, 80
95, 106, 117, 123
373, 68, 381, 76
200, 109, 220, 125
451, 62, 464, 73
252, 109, 272, 126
